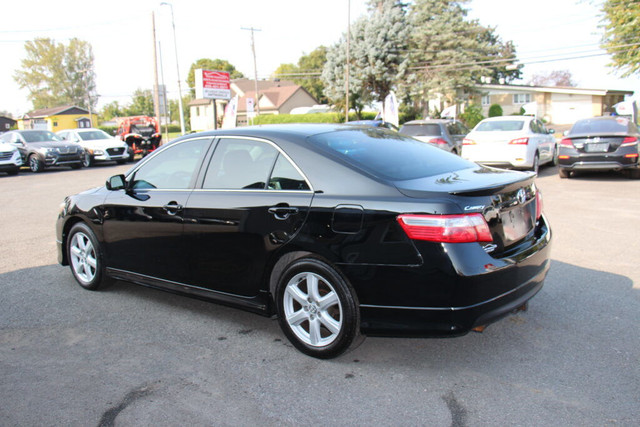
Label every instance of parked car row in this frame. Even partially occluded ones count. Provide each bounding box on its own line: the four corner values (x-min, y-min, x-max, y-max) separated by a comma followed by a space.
0, 129, 136, 174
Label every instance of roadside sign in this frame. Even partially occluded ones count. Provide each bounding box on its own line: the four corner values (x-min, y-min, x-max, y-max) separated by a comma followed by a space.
195, 69, 231, 100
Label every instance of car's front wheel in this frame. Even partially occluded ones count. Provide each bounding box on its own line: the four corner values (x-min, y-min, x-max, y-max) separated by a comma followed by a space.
29, 154, 44, 173
82, 153, 93, 168
67, 223, 113, 290
275, 258, 362, 359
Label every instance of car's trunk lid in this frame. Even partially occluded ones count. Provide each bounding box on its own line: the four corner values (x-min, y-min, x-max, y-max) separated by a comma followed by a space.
394, 166, 539, 254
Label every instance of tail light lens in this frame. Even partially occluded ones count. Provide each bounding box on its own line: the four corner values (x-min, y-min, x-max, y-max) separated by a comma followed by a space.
462, 138, 476, 145
536, 190, 543, 220
431, 138, 448, 145
509, 137, 529, 145
621, 137, 638, 147
560, 138, 574, 147
397, 213, 492, 243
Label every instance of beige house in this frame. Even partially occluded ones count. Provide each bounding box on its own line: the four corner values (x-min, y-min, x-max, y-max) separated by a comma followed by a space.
473, 84, 633, 126
189, 79, 318, 131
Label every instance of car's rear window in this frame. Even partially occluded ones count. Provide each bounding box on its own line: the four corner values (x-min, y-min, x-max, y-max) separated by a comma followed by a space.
570, 118, 631, 134
399, 124, 442, 137
78, 130, 110, 141
308, 129, 474, 181
475, 120, 525, 131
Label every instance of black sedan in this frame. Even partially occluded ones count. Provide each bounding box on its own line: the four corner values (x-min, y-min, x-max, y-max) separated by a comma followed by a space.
0, 130, 83, 172
558, 116, 640, 178
56, 124, 551, 358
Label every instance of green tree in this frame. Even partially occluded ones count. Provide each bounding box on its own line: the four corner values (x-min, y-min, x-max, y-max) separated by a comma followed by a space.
14, 37, 97, 110
322, 0, 410, 114
601, 0, 640, 77
272, 47, 329, 103
187, 58, 244, 96
125, 89, 154, 116
99, 101, 124, 121
169, 95, 192, 131
407, 0, 520, 112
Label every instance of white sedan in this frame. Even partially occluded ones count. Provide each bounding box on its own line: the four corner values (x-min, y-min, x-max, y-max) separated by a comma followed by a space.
57, 128, 131, 167
462, 116, 556, 173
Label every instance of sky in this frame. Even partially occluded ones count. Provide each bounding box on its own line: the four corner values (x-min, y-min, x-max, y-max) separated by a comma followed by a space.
1, 0, 638, 117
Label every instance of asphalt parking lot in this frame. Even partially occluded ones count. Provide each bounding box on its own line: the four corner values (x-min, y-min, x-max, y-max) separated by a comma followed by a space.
1, 162, 638, 426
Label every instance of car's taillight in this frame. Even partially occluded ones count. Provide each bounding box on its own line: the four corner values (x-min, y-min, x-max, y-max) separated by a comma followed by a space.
431, 138, 448, 145
397, 213, 492, 243
462, 138, 476, 145
509, 137, 529, 145
621, 136, 638, 147
560, 138, 574, 147
536, 190, 543, 220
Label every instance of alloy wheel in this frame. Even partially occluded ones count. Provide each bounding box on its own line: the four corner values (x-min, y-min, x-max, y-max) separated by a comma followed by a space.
69, 232, 98, 285
283, 272, 343, 347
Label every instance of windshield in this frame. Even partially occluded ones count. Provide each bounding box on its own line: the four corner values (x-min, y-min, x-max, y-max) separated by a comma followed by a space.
570, 117, 631, 134
308, 129, 475, 181
78, 130, 110, 141
399, 124, 442, 137
21, 131, 61, 143
475, 120, 525, 132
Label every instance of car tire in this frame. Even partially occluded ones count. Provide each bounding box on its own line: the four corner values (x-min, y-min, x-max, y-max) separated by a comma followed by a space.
530, 153, 540, 174
82, 153, 93, 168
275, 257, 362, 359
29, 154, 44, 173
624, 169, 640, 179
558, 168, 571, 179
67, 223, 113, 291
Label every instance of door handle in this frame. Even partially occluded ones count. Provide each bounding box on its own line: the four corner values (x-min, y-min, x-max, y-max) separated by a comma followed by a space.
163, 202, 183, 215
268, 206, 299, 220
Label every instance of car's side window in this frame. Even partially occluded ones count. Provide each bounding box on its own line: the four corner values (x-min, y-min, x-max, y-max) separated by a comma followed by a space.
130, 138, 210, 190
269, 154, 310, 191
537, 120, 548, 134
203, 138, 278, 190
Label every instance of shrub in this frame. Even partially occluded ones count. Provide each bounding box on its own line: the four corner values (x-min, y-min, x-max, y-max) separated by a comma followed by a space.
459, 104, 484, 129
488, 104, 503, 117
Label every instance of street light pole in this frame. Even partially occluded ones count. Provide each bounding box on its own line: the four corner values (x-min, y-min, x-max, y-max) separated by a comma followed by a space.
160, 2, 185, 135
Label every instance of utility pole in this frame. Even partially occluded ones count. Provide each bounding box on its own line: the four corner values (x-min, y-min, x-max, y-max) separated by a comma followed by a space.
152, 12, 161, 134
158, 41, 169, 141
241, 26, 261, 115
160, 2, 186, 135
345, 0, 350, 123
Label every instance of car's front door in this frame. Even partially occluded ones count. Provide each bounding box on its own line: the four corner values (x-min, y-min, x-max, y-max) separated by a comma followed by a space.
101, 137, 211, 283
183, 137, 314, 297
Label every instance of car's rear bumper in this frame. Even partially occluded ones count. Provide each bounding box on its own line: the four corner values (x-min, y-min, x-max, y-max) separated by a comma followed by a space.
356, 217, 552, 337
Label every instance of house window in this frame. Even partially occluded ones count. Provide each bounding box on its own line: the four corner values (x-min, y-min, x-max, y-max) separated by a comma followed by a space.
513, 93, 532, 104
481, 95, 491, 106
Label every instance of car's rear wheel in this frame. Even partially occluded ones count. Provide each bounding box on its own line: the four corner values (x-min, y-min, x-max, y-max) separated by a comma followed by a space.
624, 168, 640, 179
67, 223, 113, 290
29, 155, 44, 173
530, 153, 540, 174
275, 258, 362, 359
558, 168, 571, 179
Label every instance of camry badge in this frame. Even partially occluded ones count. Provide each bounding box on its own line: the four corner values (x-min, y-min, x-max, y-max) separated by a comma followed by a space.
516, 188, 527, 205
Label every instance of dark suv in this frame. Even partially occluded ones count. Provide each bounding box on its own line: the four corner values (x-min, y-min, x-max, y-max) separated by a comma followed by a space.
399, 119, 469, 155
0, 130, 84, 172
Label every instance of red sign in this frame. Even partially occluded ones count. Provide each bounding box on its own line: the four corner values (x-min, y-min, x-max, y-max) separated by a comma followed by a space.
196, 69, 231, 100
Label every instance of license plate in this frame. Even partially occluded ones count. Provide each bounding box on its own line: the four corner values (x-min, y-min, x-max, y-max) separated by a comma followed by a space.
501, 205, 532, 243
585, 143, 609, 152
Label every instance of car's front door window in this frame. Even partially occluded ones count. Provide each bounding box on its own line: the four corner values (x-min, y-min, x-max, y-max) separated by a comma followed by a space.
131, 138, 210, 190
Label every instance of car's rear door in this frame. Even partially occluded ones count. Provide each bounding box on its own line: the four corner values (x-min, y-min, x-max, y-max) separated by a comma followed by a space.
183, 136, 314, 297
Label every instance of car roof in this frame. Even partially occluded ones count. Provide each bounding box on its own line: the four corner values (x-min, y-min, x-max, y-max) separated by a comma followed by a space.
479, 116, 533, 122
171, 123, 376, 144
402, 119, 451, 125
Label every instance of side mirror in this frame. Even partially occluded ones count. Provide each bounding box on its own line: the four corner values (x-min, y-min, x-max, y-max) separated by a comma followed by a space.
106, 174, 126, 191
